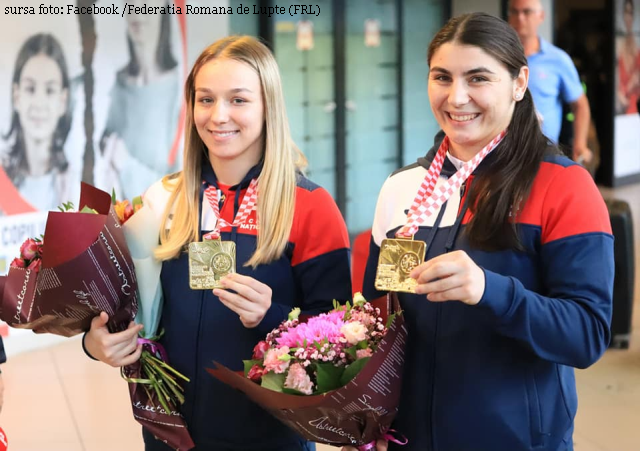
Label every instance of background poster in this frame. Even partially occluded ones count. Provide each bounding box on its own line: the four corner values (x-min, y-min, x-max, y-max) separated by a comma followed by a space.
614, 0, 640, 179
0, 0, 230, 276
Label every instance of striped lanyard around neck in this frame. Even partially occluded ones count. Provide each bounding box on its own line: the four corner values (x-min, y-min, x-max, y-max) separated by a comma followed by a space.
396, 130, 507, 238
202, 178, 258, 240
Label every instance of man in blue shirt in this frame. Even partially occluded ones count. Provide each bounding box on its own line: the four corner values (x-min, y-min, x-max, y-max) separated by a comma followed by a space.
509, 0, 593, 164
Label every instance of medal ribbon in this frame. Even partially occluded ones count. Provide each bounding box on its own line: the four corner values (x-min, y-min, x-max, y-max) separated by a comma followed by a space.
396, 130, 506, 238
202, 179, 258, 240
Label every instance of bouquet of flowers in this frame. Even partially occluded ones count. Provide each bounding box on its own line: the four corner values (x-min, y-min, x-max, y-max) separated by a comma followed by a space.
0, 184, 137, 334
207, 293, 407, 450
0, 183, 194, 451
245, 293, 392, 395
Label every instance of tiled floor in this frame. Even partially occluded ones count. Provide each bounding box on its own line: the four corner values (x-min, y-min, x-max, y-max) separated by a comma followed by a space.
1, 182, 639, 451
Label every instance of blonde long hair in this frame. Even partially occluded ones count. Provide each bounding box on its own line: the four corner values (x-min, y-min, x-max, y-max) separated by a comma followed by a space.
154, 36, 307, 266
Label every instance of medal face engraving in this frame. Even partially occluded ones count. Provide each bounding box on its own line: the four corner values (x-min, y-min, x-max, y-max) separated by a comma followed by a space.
188, 241, 236, 289
375, 238, 426, 293
210, 252, 233, 273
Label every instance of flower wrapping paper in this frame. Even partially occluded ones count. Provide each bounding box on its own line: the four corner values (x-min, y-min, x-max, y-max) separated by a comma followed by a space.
207, 294, 407, 448
0, 182, 137, 334
0, 182, 194, 451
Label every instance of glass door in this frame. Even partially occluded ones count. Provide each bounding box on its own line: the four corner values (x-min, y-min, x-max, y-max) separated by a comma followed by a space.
273, 0, 336, 198
344, 0, 400, 232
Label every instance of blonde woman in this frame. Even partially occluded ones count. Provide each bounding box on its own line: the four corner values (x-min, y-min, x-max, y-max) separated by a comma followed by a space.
85, 36, 351, 451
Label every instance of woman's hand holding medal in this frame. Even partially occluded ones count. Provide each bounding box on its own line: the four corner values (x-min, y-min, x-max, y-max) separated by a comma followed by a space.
410, 250, 485, 306
213, 273, 272, 328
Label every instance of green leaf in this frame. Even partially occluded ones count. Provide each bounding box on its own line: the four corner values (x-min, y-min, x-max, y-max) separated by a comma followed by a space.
261, 371, 286, 392
111, 188, 117, 205
340, 357, 370, 386
385, 312, 397, 329
243, 359, 263, 377
315, 362, 344, 394
356, 340, 369, 350
132, 195, 143, 208
344, 346, 357, 360
80, 205, 98, 214
288, 307, 301, 321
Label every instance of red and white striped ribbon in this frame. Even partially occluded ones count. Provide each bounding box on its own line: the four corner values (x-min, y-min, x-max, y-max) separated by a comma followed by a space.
396, 130, 507, 238
202, 178, 258, 240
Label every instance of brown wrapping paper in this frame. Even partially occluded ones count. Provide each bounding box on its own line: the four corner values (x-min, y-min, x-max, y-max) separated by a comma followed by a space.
0, 182, 194, 451
207, 294, 407, 448
0, 182, 137, 335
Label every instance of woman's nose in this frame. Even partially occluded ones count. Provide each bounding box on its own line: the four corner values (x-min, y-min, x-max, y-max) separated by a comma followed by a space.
211, 101, 229, 124
448, 81, 469, 107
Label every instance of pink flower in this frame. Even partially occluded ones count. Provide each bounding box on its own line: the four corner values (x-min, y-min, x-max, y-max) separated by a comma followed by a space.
10, 257, 25, 269
284, 363, 314, 395
263, 346, 291, 374
356, 348, 373, 359
27, 258, 42, 272
20, 238, 38, 260
247, 364, 264, 382
252, 341, 269, 360
341, 321, 368, 345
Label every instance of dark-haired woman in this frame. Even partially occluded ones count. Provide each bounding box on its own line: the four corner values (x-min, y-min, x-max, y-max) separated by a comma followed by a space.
100, 7, 182, 199
355, 12, 613, 451
1, 33, 72, 212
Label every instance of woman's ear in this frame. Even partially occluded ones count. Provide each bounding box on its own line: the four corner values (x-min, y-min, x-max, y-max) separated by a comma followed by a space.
513, 66, 529, 101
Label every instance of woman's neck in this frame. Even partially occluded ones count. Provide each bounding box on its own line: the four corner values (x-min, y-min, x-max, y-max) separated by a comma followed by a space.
132, 45, 162, 84
447, 143, 480, 162
24, 136, 51, 177
209, 155, 260, 186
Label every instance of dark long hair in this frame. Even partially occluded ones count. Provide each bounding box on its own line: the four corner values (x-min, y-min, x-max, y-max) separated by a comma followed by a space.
122, 12, 177, 78
428, 13, 558, 251
3, 33, 71, 185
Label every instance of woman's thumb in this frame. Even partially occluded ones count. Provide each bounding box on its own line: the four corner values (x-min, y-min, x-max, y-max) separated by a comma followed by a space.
92, 311, 110, 329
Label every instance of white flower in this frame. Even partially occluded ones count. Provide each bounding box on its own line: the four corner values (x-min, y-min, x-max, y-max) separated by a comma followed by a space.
340, 321, 367, 345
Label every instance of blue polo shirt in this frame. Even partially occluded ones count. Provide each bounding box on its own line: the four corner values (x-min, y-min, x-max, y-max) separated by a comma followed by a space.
527, 37, 584, 143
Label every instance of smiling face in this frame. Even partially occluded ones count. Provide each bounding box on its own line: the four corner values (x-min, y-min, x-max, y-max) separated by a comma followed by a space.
193, 58, 265, 170
508, 0, 545, 41
13, 53, 68, 146
428, 42, 528, 159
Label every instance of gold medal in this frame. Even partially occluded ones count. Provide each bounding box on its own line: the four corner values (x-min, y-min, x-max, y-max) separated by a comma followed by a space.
188, 240, 236, 290
374, 238, 426, 293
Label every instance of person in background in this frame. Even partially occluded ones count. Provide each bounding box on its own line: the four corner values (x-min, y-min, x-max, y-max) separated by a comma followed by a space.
508, 0, 594, 164
99, 0, 182, 200
85, 36, 352, 450
351, 12, 613, 451
1, 33, 72, 212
